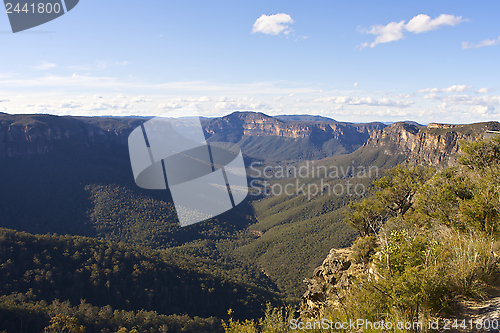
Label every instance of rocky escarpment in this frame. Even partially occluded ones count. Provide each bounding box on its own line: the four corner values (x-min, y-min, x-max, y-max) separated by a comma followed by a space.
300, 248, 366, 319
0, 114, 142, 158
202, 111, 386, 145
1, 112, 385, 159
364, 121, 500, 166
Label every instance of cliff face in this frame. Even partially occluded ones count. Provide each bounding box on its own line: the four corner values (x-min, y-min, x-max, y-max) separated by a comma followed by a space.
4, 112, 498, 164
0, 114, 141, 158
202, 112, 386, 145
364, 121, 500, 166
0, 112, 386, 160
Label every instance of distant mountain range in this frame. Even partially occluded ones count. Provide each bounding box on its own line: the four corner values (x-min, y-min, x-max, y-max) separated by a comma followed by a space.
0, 111, 385, 161
1, 111, 495, 164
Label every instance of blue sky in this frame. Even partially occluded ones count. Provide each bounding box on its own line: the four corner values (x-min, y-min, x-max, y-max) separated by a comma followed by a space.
0, 0, 499, 123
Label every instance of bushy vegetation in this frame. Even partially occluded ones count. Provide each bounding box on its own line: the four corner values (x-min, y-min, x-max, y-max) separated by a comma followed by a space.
349, 235, 377, 264
222, 304, 294, 333
223, 135, 500, 332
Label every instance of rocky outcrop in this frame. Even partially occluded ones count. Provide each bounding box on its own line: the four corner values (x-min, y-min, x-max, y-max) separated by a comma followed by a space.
0, 114, 141, 158
364, 121, 500, 167
300, 248, 366, 319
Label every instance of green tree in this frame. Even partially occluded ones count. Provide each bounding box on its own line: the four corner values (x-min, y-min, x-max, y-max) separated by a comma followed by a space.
458, 135, 500, 175
115, 328, 139, 333
343, 198, 387, 237
44, 314, 85, 333
416, 167, 472, 230
374, 165, 434, 218
457, 136, 500, 235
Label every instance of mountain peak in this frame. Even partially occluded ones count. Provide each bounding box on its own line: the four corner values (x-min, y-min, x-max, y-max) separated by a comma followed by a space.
223, 111, 281, 122
275, 115, 337, 122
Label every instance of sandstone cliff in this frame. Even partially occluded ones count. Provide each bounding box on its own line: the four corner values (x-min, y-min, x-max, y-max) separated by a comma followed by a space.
0, 113, 141, 158
3, 112, 498, 164
202, 111, 385, 145
364, 121, 500, 166
0, 112, 386, 160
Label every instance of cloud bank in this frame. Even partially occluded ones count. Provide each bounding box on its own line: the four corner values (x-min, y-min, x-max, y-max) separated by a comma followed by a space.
360, 14, 467, 49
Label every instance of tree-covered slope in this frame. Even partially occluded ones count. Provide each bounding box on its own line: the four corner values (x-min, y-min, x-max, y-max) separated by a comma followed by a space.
0, 228, 281, 322
231, 148, 407, 299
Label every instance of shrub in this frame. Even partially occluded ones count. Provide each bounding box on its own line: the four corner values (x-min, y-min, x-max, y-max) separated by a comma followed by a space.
350, 235, 377, 264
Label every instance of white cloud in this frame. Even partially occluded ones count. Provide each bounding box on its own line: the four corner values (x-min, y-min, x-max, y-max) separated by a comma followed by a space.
353, 82, 359, 87
252, 13, 294, 36
274, 96, 284, 102
156, 101, 186, 110
362, 20, 406, 48
423, 93, 500, 111
0, 99, 9, 102
374, 108, 409, 117
33, 61, 56, 71
214, 97, 269, 111
467, 105, 496, 115
360, 14, 466, 48
405, 14, 466, 34
314, 96, 414, 108
441, 85, 471, 92
59, 102, 82, 109
249, 101, 267, 109
418, 88, 439, 93
418, 85, 471, 93
475, 87, 490, 94
197, 96, 211, 102
129, 96, 153, 103
392, 93, 413, 99
357, 42, 369, 50
82, 102, 133, 112
68, 60, 130, 71
462, 36, 500, 49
